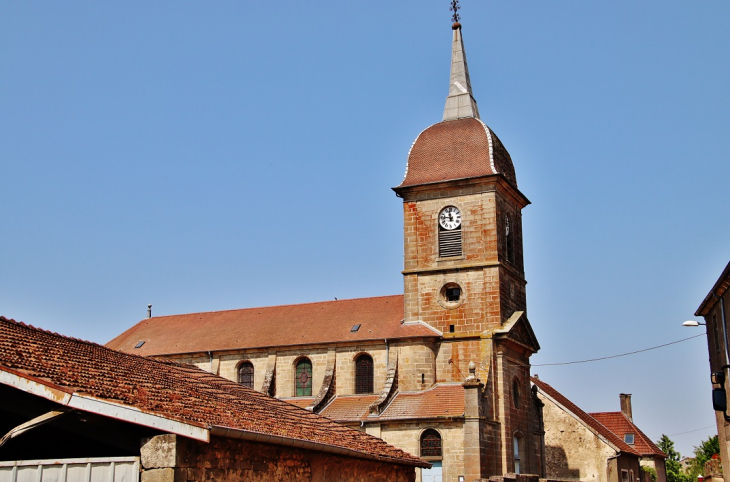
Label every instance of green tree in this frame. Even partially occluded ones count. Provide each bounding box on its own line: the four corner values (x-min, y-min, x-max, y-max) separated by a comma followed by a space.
657, 434, 690, 482
687, 435, 720, 480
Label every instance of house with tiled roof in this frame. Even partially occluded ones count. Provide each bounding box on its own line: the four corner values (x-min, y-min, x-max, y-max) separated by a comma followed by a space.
0, 316, 428, 481
532, 377, 666, 482
108, 17, 545, 482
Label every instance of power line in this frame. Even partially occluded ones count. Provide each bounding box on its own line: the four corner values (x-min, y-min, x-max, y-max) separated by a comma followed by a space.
533, 333, 705, 367
665, 425, 717, 437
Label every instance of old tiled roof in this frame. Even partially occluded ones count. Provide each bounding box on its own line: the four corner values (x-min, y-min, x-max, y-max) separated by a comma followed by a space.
532, 378, 641, 456
590, 412, 666, 459
398, 117, 517, 188
0, 316, 428, 467
106, 295, 438, 356
378, 384, 465, 420
318, 385, 465, 423
320, 395, 380, 422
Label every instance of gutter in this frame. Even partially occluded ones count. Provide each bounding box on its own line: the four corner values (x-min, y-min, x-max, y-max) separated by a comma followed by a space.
210, 426, 430, 468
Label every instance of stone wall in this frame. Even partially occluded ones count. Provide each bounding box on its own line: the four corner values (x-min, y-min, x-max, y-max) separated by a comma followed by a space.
140, 434, 417, 482
378, 421, 464, 482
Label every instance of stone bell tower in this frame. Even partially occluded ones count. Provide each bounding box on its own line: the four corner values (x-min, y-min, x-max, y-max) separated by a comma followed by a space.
392, 21, 537, 385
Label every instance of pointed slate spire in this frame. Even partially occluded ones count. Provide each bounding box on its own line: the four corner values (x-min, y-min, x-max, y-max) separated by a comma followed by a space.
443, 23, 480, 121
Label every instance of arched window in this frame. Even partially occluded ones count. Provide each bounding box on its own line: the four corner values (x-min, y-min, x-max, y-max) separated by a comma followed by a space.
355, 354, 374, 394
238, 361, 254, 389
295, 358, 313, 396
420, 429, 442, 458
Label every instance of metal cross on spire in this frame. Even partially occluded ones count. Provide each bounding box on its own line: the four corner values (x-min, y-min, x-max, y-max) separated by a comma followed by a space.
450, 0, 461, 23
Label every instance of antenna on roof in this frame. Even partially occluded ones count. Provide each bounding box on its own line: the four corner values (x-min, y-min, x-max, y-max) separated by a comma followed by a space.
147, 304, 152, 319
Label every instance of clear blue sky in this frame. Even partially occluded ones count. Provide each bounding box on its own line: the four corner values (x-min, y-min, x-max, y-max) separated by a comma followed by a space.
1, 1, 728, 456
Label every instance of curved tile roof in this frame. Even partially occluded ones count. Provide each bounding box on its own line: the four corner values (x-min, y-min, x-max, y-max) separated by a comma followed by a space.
106, 295, 438, 356
0, 316, 427, 467
399, 117, 517, 188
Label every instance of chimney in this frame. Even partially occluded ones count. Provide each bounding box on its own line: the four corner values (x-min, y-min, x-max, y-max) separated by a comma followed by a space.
620, 393, 633, 422
147, 304, 152, 319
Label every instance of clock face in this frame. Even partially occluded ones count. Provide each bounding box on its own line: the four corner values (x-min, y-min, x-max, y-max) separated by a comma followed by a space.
439, 206, 462, 230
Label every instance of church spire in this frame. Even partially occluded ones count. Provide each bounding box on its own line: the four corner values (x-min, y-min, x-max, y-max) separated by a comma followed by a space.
443, 10, 480, 121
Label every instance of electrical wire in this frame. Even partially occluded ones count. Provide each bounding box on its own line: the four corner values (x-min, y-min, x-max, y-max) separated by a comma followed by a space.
532, 333, 705, 367
664, 425, 716, 437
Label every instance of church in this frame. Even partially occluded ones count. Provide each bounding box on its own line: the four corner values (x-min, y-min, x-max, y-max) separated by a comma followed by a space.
108, 16, 544, 482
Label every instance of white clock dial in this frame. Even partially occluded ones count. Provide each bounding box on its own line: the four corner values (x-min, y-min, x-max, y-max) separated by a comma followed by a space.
439, 206, 462, 230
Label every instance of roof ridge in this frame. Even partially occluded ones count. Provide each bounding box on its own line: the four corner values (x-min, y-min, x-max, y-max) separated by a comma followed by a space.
144, 294, 404, 320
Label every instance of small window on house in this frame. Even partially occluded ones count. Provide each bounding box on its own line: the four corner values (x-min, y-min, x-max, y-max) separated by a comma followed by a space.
355, 354, 374, 394
629, 470, 635, 482
238, 361, 254, 389
513, 435, 521, 474
624, 433, 635, 445
296, 358, 313, 396
621, 470, 630, 482
438, 206, 462, 258
134, 341, 145, 349
420, 429, 442, 458
351, 324, 361, 332
449, 325, 455, 333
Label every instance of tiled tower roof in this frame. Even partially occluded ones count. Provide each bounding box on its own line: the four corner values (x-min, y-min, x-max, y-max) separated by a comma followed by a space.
397, 24, 517, 189
399, 117, 517, 188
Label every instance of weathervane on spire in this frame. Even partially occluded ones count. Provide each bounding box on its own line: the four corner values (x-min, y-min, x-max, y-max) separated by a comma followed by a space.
450, 0, 461, 24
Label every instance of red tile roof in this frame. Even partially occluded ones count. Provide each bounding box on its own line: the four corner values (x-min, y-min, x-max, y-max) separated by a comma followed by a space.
317, 385, 465, 423
379, 385, 465, 421
532, 378, 641, 456
398, 117, 517, 188
320, 395, 380, 422
106, 295, 438, 356
0, 316, 428, 467
590, 412, 666, 459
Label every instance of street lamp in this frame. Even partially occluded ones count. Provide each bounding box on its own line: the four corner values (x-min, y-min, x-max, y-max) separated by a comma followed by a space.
682, 320, 706, 327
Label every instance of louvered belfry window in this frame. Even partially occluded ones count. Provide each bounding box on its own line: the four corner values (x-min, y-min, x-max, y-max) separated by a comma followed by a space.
420, 429, 442, 457
438, 206, 462, 258
355, 354, 374, 394
238, 361, 254, 389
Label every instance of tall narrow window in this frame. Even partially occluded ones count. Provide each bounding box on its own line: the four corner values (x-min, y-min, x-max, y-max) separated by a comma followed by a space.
355, 354, 374, 394
438, 206, 462, 258
513, 435, 521, 474
296, 358, 313, 396
420, 429, 442, 458
505, 214, 514, 264
238, 361, 254, 389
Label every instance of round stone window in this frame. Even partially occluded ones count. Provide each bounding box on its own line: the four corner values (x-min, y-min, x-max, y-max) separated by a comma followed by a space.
437, 282, 465, 309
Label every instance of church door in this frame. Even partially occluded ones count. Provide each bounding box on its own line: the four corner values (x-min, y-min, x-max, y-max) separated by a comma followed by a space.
422, 461, 442, 482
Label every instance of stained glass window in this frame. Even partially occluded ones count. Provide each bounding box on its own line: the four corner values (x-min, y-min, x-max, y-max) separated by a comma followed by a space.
296, 358, 312, 396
